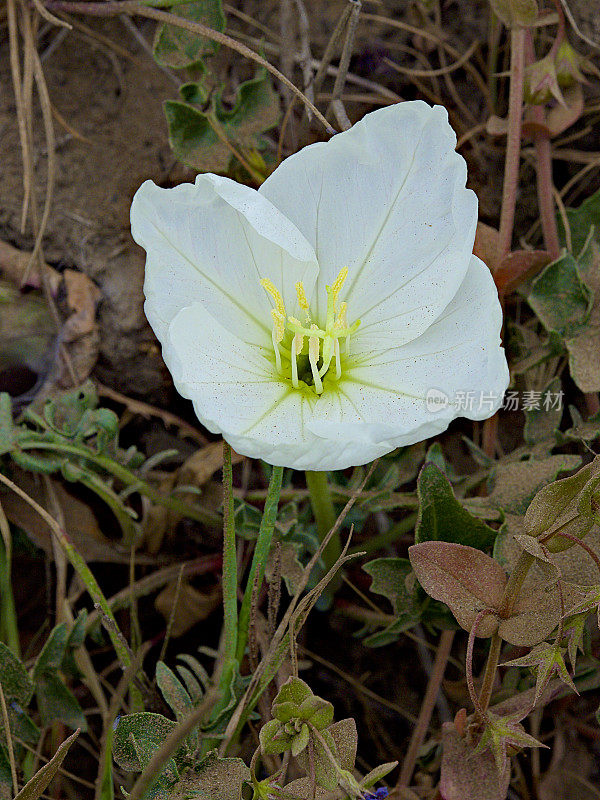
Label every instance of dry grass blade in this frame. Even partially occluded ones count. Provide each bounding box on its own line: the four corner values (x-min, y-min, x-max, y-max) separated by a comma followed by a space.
43, 0, 336, 134
0, 679, 19, 795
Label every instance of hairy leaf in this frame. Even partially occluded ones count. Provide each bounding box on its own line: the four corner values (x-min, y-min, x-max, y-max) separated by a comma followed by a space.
409, 541, 506, 636
416, 462, 497, 550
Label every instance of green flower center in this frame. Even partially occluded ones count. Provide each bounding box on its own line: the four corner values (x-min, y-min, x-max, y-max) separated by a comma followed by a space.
260, 267, 360, 395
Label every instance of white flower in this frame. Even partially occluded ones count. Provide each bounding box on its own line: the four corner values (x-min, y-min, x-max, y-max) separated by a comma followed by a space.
131, 101, 509, 471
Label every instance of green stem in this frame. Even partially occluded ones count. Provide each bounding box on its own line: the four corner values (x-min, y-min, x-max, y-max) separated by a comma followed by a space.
305, 471, 340, 580
349, 512, 418, 556
205, 444, 239, 748
221, 443, 239, 681
236, 465, 283, 663
478, 550, 535, 714
0, 535, 20, 656
14, 439, 221, 526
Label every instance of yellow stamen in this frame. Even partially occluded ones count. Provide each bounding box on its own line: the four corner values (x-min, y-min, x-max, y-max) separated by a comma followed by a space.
335, 302, 348, 329
330, 266, 348, 308
271, 309, 285, 343
261, 278, 286, 317
295, 281, 310, 322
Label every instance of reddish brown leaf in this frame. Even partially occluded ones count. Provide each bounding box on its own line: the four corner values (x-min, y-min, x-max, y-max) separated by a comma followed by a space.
495, 250, 552, 298
440, 722, 510, 800
473, 221, 501, 273
408, 542, 507, 636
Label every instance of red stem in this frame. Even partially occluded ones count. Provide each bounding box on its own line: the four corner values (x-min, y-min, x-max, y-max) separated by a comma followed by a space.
497, 27, 526, 260
524, 31, 560, 260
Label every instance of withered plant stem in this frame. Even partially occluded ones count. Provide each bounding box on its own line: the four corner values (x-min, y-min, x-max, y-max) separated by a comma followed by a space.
397, 629, 455, 788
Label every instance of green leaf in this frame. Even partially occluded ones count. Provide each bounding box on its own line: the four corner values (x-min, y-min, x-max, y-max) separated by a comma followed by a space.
33, 624, 68, 677
112, 712, 179, 772
14, 730, 79, 800
296, 728, 339, 791
528, 253, 592, 339
61, 610, 88, 679
34, 674, 87, 731
156, 661, 194, 723
259, 719, 289, 755
523, 377, 563, 446
558, 185, 600, 255
165, 70, 279, 173
415, 462, 497, 550
272, 677, 313, 714
168, 750, 249, 799
0, 642, 34, 707
363, 558, 416, 617
153, 0, 225, 68
490, 0, 538, 27
0, 746, 12, 800
502, 642, 578, 704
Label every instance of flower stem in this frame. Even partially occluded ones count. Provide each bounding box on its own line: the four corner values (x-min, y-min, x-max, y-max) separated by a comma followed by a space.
220, 442, 239, 689
305, 471, 341, 586
236, 465, 284, 663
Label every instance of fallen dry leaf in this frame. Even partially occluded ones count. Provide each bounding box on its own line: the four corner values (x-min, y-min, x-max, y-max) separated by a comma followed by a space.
179, 440, 244, 487
0, 239, 61, 292
155, 578, 220, 637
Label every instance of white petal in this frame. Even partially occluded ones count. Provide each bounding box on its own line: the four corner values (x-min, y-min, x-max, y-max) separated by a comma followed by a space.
259, 101, 477, 344
161, 303, 388, 470
347, 255, 509, 427
131, 175, 319, 347
163, 260, 507, 473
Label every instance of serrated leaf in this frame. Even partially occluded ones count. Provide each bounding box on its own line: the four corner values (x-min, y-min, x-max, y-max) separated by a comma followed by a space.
165, 71, 279, 173
363, 558, 416, 616
440, 722, 510, 800
153, 0, 225, 68
409, 541, 506, 636
529, 253, 592, 338
169, 750, 249, 800
416, 462, 497, 550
